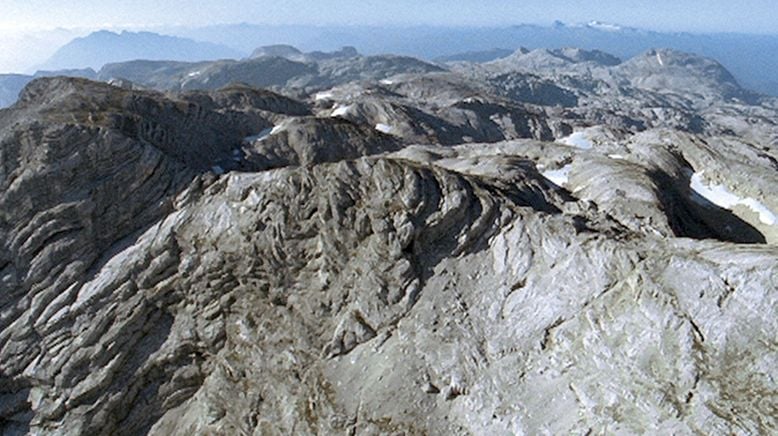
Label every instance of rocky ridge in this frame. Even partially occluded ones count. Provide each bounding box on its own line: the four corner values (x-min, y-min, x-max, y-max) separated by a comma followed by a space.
0, 45, 777, 435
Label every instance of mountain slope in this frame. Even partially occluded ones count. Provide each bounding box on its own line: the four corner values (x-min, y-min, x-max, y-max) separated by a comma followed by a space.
1, 41, 778, 434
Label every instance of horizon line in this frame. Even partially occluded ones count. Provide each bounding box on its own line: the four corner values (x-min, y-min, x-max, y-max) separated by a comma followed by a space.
2, 20, 778, 37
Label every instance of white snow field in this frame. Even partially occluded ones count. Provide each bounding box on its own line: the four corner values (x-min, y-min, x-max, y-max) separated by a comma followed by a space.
690, 171, 777, 225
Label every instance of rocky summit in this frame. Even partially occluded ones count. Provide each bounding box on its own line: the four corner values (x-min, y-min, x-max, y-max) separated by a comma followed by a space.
1, 46, 777, 435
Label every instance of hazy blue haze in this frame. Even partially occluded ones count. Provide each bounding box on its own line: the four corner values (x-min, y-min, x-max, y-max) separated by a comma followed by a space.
2, 0, 777, 33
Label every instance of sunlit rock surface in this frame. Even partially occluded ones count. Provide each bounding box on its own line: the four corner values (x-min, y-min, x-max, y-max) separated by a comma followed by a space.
1, 45, 777, 435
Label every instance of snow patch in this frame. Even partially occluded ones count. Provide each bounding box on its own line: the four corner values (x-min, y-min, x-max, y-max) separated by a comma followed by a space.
315, 91, 334, 101
380, 79, 394, 85
656, 52, 665, 67
331, 105, 353, 117
375, 123, 394, 134
244, 127, 274, 143
587, 21, 622, 32
560, 131, 593, 150
270, 124, 286, 135
542, 164, 573, 187
245, 122, 291, 142
608, 154, 626, 160
690, 171, 777, 225
187, 70, 202, 77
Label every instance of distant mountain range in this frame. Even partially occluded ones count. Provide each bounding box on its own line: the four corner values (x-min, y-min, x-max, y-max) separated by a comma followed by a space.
39, 30, 243, 71
1, 29, 246, 105
2, 22, 778, 109
0, 75, 33, 108
171, 22, 778, 96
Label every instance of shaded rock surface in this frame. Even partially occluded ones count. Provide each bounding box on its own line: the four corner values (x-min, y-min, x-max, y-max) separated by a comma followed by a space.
1, 42, 777, 436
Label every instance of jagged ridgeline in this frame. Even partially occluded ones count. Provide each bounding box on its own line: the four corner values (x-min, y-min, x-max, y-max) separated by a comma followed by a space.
1, 45, 777, 435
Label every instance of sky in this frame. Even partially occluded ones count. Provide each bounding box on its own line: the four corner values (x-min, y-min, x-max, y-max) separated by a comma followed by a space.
0, 0, 776, 33
0, 0, 776, 73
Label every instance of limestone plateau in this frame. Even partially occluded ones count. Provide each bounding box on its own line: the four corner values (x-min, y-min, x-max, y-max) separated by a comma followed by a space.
1, 46, 777, 435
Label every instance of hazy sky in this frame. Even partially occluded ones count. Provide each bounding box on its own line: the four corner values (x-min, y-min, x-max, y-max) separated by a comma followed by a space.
0, 0, 775, 73
1, 0, 777, 33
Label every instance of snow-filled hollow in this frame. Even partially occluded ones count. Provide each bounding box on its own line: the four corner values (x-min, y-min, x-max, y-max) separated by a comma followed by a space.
314, 91, 334, 101
656, 52, 665, 67
244, 124, 287, 143
244, 127, 273, 143
560, 131, 593, 150
375, 123, 394, 134
690, 171, 777, 226
331, 105, 353, 117
541, 164, 573, 187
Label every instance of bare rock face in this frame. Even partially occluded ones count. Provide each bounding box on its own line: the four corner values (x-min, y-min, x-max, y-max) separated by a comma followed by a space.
0, 77, 306, 434
310, 75, 558, 146
1, 42, 778, 436
243, 117, 401, 169
616, 49, 749, 101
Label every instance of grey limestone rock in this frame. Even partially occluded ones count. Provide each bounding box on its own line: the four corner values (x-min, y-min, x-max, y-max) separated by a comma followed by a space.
1, 42, 777, 435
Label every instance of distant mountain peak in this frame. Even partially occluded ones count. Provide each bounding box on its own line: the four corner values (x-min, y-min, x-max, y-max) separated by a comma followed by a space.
553, 47, 622, 65
250, 45, 361, 62
585, 20, 624, 32
39, 30, 244, 71
633, 48, 733, 70
547, 20, 621, 29
549, 19, 640, 33
495, 46, 621, 68
250, 44, 304, 59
